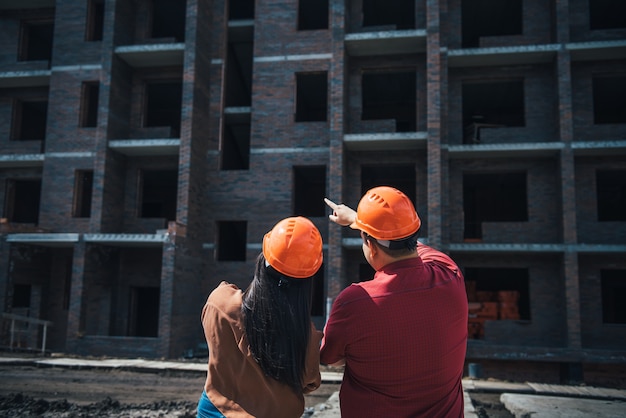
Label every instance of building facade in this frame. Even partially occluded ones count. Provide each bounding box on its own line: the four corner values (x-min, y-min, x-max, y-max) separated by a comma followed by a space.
0, 0, 625, 385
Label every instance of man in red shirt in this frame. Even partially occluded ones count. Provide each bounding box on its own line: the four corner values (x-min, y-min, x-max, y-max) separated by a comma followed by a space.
321, 186, 468, 417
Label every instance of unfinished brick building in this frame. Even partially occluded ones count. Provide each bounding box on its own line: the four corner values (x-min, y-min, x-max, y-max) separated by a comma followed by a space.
0, 0, 625, 386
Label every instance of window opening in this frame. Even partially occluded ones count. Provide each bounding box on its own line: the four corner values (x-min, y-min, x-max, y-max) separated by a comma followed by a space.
228, 0, 255, 20
12, 100, 48, 141
144, 81, 183, 138
73, 170, 94, 218
4, 179, 41, 224
311, 267, 325, 316
150, 0, 186, 41
295, 72, 328, 122
461, 0, 522, 47
80, 82, 100, 128
128, 286, 160, 337
361, 164, 416, 203
602, 269, 626, 324
596, 170, 626, 221
362, 0, 414, 30
298, 0, 328, 30
465, 267, 530, 339
362, 70, 416, 132
590, 0, 626, 30
358, 263, 376, 283
19, 20, 54, 62
221, 120, 251, 170
139, 169, 178, 221
462, 80, 525, 143
85, 0, 105, 41
217, 221, 247, 261
224, 36, 253, 107
293, 166, 326, 216
593, 76, 626, 124
463, 172, 528, 239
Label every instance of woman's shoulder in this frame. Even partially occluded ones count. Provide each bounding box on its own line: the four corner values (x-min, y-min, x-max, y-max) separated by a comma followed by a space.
207, 281, 243, 311
212, 280, 239, 293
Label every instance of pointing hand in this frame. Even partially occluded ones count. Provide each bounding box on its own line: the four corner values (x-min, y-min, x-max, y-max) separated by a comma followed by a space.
324, 198, 357, 227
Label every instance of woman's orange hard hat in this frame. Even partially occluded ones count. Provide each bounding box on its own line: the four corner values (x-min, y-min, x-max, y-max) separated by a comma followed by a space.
263, 216, 323, 278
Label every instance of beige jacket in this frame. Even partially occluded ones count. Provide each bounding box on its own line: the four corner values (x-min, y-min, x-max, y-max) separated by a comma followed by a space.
202, 281, 322, 417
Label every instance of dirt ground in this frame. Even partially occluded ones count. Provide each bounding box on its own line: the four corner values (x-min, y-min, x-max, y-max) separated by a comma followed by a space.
0, 360, 512, 417
0, 362, 340, 417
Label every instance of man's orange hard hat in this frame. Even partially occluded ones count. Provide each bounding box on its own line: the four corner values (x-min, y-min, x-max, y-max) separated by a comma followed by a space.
263, 216, 323, 279
350, 186, 421, 241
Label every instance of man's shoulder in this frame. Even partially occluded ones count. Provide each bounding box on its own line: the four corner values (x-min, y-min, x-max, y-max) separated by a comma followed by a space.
335, 281, 378, 305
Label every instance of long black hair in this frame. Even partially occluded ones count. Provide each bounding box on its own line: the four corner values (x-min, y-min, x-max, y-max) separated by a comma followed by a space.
242, 253, 314, 392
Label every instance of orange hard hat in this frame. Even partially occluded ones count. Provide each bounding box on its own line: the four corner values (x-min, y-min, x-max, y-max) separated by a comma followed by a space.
350, 186, 421, 241
262, 216, 323, 279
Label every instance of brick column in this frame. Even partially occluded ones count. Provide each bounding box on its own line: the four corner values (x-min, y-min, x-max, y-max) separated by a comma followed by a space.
426, 0, 444, 248
556, 35, 582, 349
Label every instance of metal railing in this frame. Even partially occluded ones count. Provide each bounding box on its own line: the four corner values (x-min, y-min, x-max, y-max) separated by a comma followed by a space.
1, 313, 53, 354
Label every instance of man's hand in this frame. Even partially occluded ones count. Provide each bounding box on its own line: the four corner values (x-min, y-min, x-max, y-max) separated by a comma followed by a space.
324, 198, 357, 227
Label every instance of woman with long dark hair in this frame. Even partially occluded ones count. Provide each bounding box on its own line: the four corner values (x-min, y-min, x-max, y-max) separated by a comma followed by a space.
197, 217, 323, 418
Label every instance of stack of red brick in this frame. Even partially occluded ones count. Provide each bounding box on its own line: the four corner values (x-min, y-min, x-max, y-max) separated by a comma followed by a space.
466, 281, 520, 339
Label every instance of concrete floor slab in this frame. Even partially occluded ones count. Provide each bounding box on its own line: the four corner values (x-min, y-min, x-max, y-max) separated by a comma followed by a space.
500, 393, 626, 418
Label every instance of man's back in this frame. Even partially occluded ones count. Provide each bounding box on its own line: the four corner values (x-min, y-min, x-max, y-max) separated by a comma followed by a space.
320, 246, 468, 417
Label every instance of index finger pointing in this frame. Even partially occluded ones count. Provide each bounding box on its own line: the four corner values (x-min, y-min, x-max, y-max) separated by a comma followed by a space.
324, 198, 338, 210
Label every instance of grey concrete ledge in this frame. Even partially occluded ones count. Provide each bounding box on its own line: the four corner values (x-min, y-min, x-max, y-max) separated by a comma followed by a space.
7, 233, 80, 245
109, 139, 180, 156
0, 154, 44, 167
84, 233, 168, 246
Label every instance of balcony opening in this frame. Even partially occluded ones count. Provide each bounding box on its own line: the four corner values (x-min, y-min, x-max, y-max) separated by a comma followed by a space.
221, 119, 251, 170
4, 179, 42, 224
293, 166, 326, 217
128, 286, 160, 337
465, 267, 530, 339
138, 169, 178, 221
298, 0, 328, 30
150, 0, 186, 42
225, 33, 253, 107
602, 269, 626, 324
80, 82, 100, 128
463, 172, 528, 239
85, 0, 105, 41
73, 170, 93, 218
596, 170, 626, 221
461, 0, 522, 48
462, 80, 525, 143
590, 0, 626, 30
12, 284, 32, 309
144, 81, 182, 138
362, 0, 414, 30
12, 99, 48, 141
217, 221, 247, 261
63, 255, 72, 310
228, 0, 255, 20
362, 70, 416, 132
19, 20, 54, 62
361, 164, 416, 204
593, 76, 626, 124
295, 72, 328, 122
